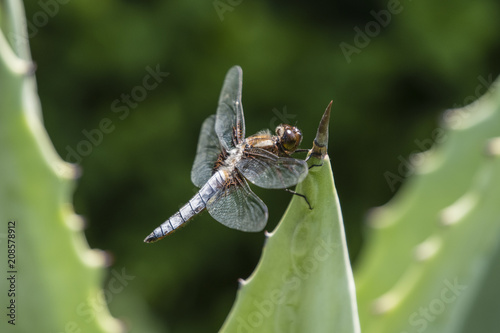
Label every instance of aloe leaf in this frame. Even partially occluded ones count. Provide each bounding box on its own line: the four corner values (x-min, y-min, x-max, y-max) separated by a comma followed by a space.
354, 77, 500, 333
220, 104, 360, 333
0, 1, 122, 332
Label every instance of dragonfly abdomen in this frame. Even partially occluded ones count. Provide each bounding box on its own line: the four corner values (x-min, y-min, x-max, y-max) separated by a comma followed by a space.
144, 170, 227, 243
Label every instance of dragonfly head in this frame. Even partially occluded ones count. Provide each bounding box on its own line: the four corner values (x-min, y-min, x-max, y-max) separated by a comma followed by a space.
276, 124, 303, 154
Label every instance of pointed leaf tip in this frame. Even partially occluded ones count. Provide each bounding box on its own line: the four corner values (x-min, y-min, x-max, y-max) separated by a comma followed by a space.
307, 101, 332, 162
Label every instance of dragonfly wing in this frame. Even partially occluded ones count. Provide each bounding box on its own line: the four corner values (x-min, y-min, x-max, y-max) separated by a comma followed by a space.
206, 176, 268, 232
191, 115, 222, 188
236, 148, 308, 189
215, 66, 245, 151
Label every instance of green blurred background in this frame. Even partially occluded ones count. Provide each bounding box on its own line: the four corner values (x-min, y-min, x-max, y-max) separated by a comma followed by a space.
23, 0, 500, 332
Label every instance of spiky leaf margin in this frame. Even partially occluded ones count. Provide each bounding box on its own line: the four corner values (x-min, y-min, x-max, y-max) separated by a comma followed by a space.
0, 1, 123, 332
355, 77, 500, 333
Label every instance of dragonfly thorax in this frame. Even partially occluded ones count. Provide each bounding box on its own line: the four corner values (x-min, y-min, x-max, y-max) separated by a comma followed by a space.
220, 145, 245, 173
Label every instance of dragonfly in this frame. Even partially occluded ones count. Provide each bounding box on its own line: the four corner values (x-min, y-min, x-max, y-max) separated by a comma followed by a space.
144, 66, 308, 243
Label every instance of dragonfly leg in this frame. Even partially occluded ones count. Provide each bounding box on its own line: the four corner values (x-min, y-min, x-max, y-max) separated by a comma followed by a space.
285, 188, 312, 210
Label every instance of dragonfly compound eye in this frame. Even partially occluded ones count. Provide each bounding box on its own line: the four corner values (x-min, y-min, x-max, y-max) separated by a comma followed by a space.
281, 126, 303, 152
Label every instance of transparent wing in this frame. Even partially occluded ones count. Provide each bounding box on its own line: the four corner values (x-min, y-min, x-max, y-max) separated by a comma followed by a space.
191, 115, 222, 188
215, 66, 245, 151
236, 148, 308, 189
206, 177, 268, 232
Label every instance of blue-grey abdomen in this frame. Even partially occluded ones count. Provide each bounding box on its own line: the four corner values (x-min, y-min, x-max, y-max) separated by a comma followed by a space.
144, 170, 226, 242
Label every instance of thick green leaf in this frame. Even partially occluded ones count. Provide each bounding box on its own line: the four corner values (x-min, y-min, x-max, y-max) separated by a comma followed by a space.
220, 154, 360, 332
0, 1, 122, 332
355, 77, 500, 333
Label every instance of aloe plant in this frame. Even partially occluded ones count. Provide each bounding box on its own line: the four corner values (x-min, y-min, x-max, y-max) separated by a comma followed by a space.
354, 78, 500, 333
0, 1, 122, 332
220, 103, 361, 333
219, 75, 500, 332
3, 1, 500, 332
